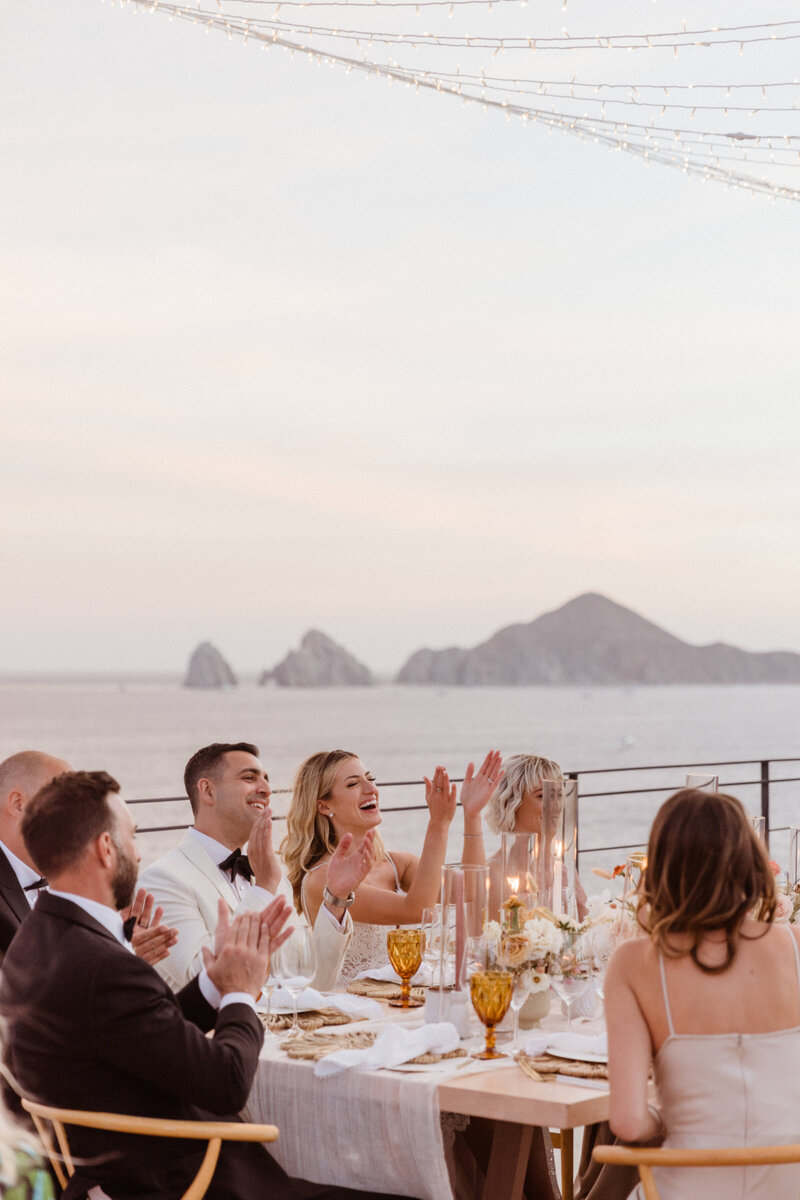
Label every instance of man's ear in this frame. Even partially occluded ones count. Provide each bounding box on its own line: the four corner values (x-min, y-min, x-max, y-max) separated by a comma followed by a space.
95, 829, 115, 869
7, 789, 26, 821
196, 777, 215, 807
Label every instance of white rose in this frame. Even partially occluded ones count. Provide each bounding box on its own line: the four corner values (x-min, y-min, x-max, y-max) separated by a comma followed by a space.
774, 893, 794, 923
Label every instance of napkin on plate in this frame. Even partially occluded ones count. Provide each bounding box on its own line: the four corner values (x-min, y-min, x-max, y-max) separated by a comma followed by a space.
523, 1031, 608, 1059
260, 987, 383, 1021
354, 963, 435, 986
313, 1021, 460, 1078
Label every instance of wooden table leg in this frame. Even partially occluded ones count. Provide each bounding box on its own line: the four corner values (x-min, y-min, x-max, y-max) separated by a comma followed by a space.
481, 1121, 533, 1200
560, 1129, 574, 1200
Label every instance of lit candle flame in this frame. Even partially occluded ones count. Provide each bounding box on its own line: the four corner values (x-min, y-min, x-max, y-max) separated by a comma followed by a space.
554, 839, 563, 859
508, 875, 519, 895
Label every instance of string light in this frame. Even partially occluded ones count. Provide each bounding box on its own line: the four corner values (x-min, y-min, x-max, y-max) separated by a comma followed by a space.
114, 0, 800, 201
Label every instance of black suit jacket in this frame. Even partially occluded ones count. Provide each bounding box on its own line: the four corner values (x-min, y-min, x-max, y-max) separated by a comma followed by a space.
0, 846, 31, 961
0, 892, 265, 1200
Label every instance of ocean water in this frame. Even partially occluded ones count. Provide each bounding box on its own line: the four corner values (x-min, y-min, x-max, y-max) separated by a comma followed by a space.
1, 681, 798, 875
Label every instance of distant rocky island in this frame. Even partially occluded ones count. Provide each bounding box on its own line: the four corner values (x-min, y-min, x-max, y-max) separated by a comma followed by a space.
260, 630, 375, 687
396, 593, 800, 685
182, 595, 800, 687
183, 641, 237, 689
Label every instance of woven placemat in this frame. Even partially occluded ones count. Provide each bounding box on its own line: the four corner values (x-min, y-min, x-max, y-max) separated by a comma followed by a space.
516, 1052, 608, 1081
346, 978, 425, 1002
280, 1029, 469, 1066
281, 1029, 378, 1060
260, 1007, 352, 1033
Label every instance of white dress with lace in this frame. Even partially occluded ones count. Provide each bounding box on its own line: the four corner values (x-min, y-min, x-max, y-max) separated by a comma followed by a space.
301, 854, 404, 985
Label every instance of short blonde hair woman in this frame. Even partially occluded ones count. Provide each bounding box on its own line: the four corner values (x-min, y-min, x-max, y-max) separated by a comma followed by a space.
281, 748, 502, 982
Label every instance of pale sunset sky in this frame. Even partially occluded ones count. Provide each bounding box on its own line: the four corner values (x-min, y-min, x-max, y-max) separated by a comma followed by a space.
2, 1, 799, 675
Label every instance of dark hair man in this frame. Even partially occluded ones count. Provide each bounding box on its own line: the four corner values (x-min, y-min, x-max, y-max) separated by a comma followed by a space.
141, 743, 374, 991
0, 769, 299, 1200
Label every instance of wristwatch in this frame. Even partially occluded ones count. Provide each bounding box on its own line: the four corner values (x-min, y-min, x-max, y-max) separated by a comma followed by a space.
323, 885, 356, 910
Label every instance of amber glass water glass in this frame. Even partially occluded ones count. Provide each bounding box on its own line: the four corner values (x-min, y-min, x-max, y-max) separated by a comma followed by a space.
469, 969, 513, 1059
387, 929, 425, 1008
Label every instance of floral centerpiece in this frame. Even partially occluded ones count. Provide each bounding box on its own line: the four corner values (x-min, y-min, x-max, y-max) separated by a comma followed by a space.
769, 860, 800, 923
485, 903, 583, 994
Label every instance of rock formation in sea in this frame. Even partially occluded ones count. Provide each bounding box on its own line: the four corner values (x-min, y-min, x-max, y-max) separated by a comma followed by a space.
183, 641, 238, 688
396, 593, 800, 685
260, 630, 376, 687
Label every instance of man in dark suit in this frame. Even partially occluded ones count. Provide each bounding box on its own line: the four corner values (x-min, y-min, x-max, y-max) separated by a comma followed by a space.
0, 769, 368, 1200
0, 750, 72, 960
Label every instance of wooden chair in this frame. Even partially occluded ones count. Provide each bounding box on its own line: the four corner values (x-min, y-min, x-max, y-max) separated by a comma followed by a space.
22, 1098, 279, 1200
593, 1142, 800, 1200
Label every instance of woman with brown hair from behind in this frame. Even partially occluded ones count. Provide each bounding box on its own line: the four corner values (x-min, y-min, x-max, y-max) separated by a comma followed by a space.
605, 787, 800, 1199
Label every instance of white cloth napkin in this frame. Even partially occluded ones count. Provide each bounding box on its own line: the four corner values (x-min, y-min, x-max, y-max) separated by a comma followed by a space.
260, 987, 383, 1020
523, 1031, 608, 1058
313, 1021, 461, 1078
354, 963, 435, 986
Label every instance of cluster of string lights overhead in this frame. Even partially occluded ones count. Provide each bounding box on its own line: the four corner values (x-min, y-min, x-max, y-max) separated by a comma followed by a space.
115, 0, 800, 201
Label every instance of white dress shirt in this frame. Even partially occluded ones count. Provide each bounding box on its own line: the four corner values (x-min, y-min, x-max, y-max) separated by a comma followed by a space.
0, 839, 44, 907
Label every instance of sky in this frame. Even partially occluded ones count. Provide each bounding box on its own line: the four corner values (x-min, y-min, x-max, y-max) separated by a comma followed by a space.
2, 0, 800, 677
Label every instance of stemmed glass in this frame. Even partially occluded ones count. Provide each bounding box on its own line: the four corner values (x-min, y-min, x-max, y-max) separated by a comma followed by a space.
508, 968, 534, 1049
469, 969, 513, 1059
548, 937, 590, 1030
271, 927, 317, 1039
421, 905, 441, 985
387, 928, 425, 1008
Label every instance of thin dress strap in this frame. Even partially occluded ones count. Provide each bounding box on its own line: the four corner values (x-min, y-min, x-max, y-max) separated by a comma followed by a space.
658, 951, 675, 1037
384, 852, 402, 892
787, 924, 800, 1001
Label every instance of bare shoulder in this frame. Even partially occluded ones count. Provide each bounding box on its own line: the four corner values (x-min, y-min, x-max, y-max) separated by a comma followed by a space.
608, 935, 651, 980
302, 860, 330, 905
388, 849, 418, 887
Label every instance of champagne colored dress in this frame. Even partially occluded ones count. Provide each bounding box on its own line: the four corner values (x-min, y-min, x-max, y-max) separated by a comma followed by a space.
631, 928, 800, 1199
301, 853, 404, 985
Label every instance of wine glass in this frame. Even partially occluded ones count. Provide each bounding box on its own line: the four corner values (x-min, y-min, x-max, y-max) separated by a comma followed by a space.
548, 941, 590, 1030
469, 969, 513, 1059
508, 967, 534, 1049
421, 905, 441, 984
271, 927, 317, 1039
387, 928, 425, 1008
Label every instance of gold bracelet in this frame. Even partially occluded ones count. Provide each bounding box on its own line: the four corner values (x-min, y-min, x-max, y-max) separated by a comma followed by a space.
463, 832, 484, 839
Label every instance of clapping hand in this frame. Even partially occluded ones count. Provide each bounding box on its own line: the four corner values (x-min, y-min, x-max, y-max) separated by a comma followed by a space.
247, 807, 282, 895
203, 898, 293, 999
122, 888, 178, 966
327, 830, 375, 902
460, 750, 503, 820
423, 766, 457, 825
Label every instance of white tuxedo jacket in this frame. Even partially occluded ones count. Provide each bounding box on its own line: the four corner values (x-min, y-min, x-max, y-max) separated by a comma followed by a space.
140, 832, 351, 992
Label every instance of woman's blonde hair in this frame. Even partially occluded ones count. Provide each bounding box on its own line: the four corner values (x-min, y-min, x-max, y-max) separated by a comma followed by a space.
638, 788, 777, 972
485, 754, 564, 833
280, 750, 384, 913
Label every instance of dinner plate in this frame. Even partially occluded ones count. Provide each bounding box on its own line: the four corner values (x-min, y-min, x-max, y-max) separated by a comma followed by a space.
546, 1046, 608, 1064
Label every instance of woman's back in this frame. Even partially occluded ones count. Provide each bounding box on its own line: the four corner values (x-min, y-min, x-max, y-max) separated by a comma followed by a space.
628, 924, 800, 1200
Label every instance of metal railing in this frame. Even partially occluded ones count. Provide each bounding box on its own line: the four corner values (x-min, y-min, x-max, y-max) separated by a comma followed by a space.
130, 755, 800, 864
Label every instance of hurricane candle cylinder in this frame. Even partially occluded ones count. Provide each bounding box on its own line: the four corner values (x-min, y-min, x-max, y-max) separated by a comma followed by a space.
541, 779, 578, 915
440, 864, 489, 993
791, 827, 800, 886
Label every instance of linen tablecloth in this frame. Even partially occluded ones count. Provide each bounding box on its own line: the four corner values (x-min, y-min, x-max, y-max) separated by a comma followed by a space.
244, 1033, 456, 1200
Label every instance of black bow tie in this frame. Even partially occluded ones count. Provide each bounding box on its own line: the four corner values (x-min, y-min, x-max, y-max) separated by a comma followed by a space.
23, 877, 47, 893
219, 848, 253, 883
122, 915, 137, 942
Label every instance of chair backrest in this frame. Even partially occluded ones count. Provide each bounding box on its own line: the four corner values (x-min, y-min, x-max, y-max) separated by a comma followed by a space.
21, 1099, 278, 1200
593, 1143, 800, 1200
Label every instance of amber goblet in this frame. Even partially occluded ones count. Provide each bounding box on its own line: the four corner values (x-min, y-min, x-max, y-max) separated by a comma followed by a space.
469, 969, 513, 1059
387, 928, 425, 1008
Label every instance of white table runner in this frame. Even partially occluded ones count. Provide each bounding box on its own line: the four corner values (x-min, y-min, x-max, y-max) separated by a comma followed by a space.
244, 1032, 456, 1200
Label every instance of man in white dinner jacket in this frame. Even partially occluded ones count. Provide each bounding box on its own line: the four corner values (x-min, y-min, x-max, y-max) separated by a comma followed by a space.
141, 742, 370, 991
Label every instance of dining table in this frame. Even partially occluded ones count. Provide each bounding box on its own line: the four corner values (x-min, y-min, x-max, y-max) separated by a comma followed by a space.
243, 993, 611, 1200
